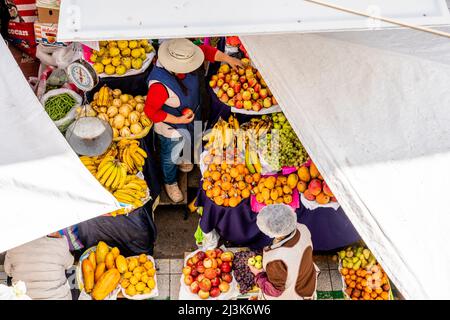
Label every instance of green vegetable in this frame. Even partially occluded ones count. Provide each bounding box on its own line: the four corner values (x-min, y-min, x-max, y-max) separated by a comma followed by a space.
44, 93, 77, 121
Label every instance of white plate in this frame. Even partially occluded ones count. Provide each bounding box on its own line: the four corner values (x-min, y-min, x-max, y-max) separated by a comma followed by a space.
120, 255, 159, 300
94, 51, 155, 78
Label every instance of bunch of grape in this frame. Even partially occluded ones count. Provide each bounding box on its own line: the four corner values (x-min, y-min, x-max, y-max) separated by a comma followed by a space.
233, 250, 261, 294
259, 113, 308, 171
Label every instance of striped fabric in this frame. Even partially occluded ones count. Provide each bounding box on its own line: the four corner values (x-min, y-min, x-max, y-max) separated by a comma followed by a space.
58, 226, 84, 252
9, 0, 38, 23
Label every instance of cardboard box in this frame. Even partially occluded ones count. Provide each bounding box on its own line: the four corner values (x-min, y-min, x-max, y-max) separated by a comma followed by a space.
37, 6, 60, 24
34, 22, 68, 47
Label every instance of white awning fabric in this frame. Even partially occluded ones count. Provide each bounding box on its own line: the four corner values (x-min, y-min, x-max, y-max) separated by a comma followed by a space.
57, 0, 450, 41
0, 37, 121, 253
241, 27, 450, 299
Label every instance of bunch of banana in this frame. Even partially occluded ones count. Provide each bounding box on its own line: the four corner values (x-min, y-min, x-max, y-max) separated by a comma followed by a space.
117, 140, 147, 174
96, 85, 112, 107
95, 156, 127, 191
80, 156, 99, 175
203, 115, 240, 151
113, 175, 148, 207
245, 144, 262, 174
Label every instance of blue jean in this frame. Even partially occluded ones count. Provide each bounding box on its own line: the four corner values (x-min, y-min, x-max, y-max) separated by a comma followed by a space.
158, 134, 185, 185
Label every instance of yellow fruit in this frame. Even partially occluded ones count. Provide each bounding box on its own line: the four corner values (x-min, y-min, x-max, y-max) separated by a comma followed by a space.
117, 40, 128, 50
121, 278, 130, 289
143, 287, 151, 294
123, 272, 132, 279
112, 128, 119, 138
144, 45, 153, 53
120, 127, 131, 137
147, 268, 156, 277
141, 274, 149, 284
131, 48, 142, 58
104, 64, 115, 75
96, 241, 109, 264
144, 261, 154, 270
138, 254, 148, 264
113, 114, 126, 129
120, 94, 130, 103
92, 269, 121, 300
110, 247, 120, 258
135, 103, 144, 113
129, 276, 138, 285
147, 278, 156, 289
130, 123, 143, 134
140, 114, 151, 127
99, 41, 108, 47
134, 273, 142, 281
298, 166, 311, 182
121, 48, 131, 57
126, 284, 136, 296
101, 57, 111, 65
270, 189, 279, 201
128, 40, 138, 49
94, 262, 106, 282
133, 266, 144, 274
115, 255, 128, 273
116, 64, 127, 75
111, 56, 121, 67
287, 173, 299, 189
107, 41, 118, 48
135, 282, 146, 292
90, 53, 98, 63
121, 57, 132, 69
107, 106, 119, 118
82, 259, 95, 293
93, 62, 104, 73
128, 258, 138, 271
131, 58, 143, 69
88, 252, 96, 271
105, 252, 115, 269
139, 39, 149, 47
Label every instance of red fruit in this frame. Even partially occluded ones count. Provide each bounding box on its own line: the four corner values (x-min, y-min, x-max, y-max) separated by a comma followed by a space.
252, 102, 262, 112
219, 281, 230, 293
331, 196, 338, 202
225, 74, 231, 83
303, 189, 316, 201
308, 179, 322, 196
196, 251, 207, 261
323, 182, 334, 197
196, 274, 205, 282
221, 272, 233, 283
205, 250, 217, 259
196, 265, 206, 274
199, 278, 212, 292
198, 289, 210, 299
235, 101, 243, 109
220, 262, 232, 274
210, 287, 221, 298
220, 251, 234, 262
190, 281, 200, 294
220, 94, 229, 103
204, 268, 217, 280
190, 269, 199, 278
184, 275, 194, 286
239, 75, 246, 83
217, 72, 225, 80
215, 268, 222, 277
254, 83, 261, 93
186, 258, 195, 267
181, 108, 193, 116
242, 83, 249, 90
233, 83, 241, 94
248, 78, 258, 88
259, 88, 268, 99
211, 277, 221, 287
182, 266, 192, 276
235, 93, 243, 101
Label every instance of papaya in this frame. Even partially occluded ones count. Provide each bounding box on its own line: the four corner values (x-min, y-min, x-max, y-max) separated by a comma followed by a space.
115, 255, 128, 274
110, 247, 120, 259
95, 262, 106, 282
88, 252, 96, 271
105, 252, 115, 270
96, 241, 109, 264
92, 268, 121, 300
82, 259, 95, 293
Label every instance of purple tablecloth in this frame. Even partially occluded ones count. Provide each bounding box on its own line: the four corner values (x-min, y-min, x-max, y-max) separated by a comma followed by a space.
197, 187, 361, 251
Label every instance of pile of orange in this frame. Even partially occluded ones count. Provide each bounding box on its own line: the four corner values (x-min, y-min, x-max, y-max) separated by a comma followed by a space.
341, 264, 391, 300
202, 154, 258, 207
252, 174, 298, 206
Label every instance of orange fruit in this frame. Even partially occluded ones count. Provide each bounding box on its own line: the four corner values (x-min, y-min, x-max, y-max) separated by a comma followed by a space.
229, 197, 240, 207
223, 198, 230, 207
212, 186, 221, 197
202, 180, 212, 191
230, 167, 239, 178
371, 292, 378, 299
341, 268, 349, 276
252, 173, 261, 183
214, 196, 224, 206
256, 193, 264, 203
264, 199, 273, 205
221, 173, 231, 182
241, 189, 250, 199
245, 175, 253, 184
236, 164, 245, 174
211, 171, 221, 181
380, 291, 389, 300
237, 181, 246, 190
349, 269, 355, 275
221, 181, 232, 191
206, 189, 213, 198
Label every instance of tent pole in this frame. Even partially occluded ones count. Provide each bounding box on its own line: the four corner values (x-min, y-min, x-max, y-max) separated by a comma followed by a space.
304, 0, 450, 39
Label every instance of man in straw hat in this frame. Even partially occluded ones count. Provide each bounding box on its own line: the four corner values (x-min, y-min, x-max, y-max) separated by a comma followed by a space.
144, 39, 242, 202
249, 204, 320, 300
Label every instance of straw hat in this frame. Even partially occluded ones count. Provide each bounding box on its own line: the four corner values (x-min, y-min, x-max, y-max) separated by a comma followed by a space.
158, 39, 205, 74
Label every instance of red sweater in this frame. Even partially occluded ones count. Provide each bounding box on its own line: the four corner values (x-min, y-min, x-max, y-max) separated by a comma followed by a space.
144, 45, 218, 123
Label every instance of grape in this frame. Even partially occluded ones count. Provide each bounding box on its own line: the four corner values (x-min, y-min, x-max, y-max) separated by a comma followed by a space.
232, 250, 262, 294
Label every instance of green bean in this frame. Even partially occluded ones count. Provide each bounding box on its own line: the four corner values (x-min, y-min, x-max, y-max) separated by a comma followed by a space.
44, 93, 77, 121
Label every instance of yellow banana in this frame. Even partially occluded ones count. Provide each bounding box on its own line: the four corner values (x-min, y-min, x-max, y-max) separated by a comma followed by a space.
116, 188, 146, 199
130, 151, 145, 167
97, 156, 114, 173
123, 182, 145, 191
105, 166, 118, 188
136, 147, 147, 158
114, 194, 136, 204
99, 164, 115, 185
111, 165, 122, 190
96, 160, 113, 180
250, 151, 262, 173
124, 148, 135, 173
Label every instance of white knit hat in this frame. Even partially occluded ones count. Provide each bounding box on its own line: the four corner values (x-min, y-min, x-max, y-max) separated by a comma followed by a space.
256, 204, 297, 238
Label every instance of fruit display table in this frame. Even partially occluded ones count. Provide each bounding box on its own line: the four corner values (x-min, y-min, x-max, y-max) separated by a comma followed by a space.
197, 186, 361, 251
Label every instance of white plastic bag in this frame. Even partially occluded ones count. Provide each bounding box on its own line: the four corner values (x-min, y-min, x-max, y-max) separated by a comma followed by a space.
200, 229, 220, 250
0, 281, 31, 300
300, 193, 340, 211
40, 88, 82, 132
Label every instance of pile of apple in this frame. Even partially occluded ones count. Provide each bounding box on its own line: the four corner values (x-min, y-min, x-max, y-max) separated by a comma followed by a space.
209, 58, 277, 112
182, 248, 234, 299
297, 162, 338, 205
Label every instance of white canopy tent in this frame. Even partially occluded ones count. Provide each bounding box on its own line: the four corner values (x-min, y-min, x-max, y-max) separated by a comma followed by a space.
0, 38, 121, 253
0, 0, 448, 299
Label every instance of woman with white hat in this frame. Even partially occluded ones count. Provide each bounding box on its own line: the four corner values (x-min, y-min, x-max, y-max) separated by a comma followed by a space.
144, 39, 242, 202
249, 204, 320, 300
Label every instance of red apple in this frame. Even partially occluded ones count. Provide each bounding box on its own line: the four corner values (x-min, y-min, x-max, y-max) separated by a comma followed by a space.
217, 72, 225, 80
198, 289, 210, 299
235, 93, 243, 101
331, 196, 338, 202
248, 78, 258, 88
205, 250, 217, 259
220, 262, 232, 273
242, 91, 251, 101
196, 274, 205, 282
239, 75, 246, 83
226, 88, 235, 98
190, 281, 200, 294
238, 68, 245, 76
220, 94, 229, 103
210, 287, 221, 298
263, 97, 272, 108
199, 278, 212, 292
190, 269, 199, 278
181, 108, 193, 116
211, 277, 221, 287
229, 80, 236, 88
221, 272, 233, 283
219, 281, 230, 293
233, 83, 241, 94
252, 102, 262, 112
209, 80, 217, 88
182, 266, 192, 276
235, 101, 243, 109
186, 258, 195, 267
184, 275, 194, 286
215, 258, 222, 266
220, 251, 234, 262
204, 268, 217, 280
197, 265, 206, 274
211, 75, 218, 81
225, 74, 231, 83
192, 255, 200, 265
259, 88, 268, 99
243, 101, 252, 110
215, 268, 222, 277
254, 83, 261, 92
242, 83, 249, 90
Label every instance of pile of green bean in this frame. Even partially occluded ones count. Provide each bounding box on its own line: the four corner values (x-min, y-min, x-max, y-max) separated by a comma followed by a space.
44, 93, 77, 121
